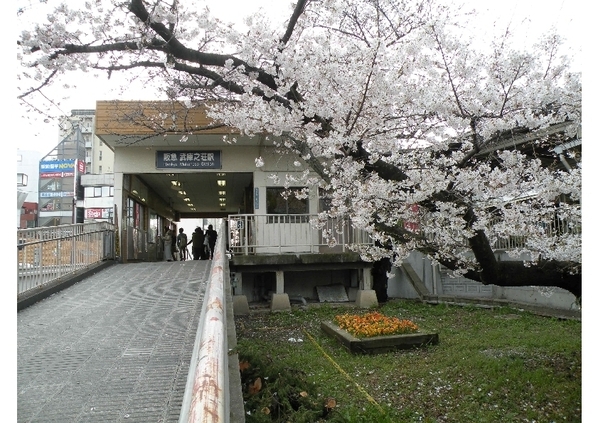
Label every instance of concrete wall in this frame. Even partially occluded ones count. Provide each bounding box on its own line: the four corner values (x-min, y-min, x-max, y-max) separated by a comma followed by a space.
492, 285, 579, 310
387, 253, 441, 299
386, 251, 580, 312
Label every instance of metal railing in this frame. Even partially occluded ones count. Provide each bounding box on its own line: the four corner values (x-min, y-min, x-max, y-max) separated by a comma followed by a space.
17, 222, 116, 296
227, 214, 373, 255
490, 217, 581, 251
226, 213, 580, 256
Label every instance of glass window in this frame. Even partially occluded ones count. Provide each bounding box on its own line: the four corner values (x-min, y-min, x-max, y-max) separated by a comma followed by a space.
126, 197, 135, 228
148, 210, 158, 243
266, 187, 309, 214
102, 186, 111, 197
94, 187, 102, 196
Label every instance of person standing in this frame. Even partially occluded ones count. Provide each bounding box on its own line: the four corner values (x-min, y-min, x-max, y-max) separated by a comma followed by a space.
163, 228, 174, 262
171, 228, 178, 261
205, 224, 218, 260
190, 227, 205, 260
177, 228, 188, 260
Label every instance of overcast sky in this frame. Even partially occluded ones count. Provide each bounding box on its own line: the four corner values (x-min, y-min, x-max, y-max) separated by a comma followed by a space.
15, 0, 582, 155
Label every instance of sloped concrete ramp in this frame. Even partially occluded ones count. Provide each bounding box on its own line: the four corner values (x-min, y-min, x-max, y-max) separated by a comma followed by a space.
17, 261, 210, 423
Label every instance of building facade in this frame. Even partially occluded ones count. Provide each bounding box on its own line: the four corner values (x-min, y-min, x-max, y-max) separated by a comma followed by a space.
37, 109, 115, 227
57, 109, 115, 175
17, 149, 43, 228
80, 173, 115, 223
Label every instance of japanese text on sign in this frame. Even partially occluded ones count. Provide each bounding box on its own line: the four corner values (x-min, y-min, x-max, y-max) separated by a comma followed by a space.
156, 151, 221, 169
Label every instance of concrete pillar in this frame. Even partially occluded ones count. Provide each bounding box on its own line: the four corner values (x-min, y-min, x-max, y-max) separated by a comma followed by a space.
361, 268, 372, 290
231, 272, 242, 296
271, 271, 290, 311
114, 172, 125, 261
270, 293, 291, 312
355, 290, 379, 308
355, 267, 377, 308
233, 295, 250, 316
275, 270, 285, 294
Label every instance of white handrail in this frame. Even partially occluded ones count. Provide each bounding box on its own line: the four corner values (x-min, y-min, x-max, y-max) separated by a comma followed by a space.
181, 220, 230, 423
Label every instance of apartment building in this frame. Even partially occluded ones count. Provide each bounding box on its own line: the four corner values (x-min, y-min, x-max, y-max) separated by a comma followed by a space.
37, 109, 115, 226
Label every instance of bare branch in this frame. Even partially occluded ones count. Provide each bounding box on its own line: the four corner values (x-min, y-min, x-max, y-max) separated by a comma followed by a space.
280, 0, 309, 47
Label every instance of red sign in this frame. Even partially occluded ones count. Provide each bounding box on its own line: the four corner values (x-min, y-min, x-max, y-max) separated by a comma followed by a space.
404, 204, 420, 232
77, 159, 86, 174
86, 209, 102, 219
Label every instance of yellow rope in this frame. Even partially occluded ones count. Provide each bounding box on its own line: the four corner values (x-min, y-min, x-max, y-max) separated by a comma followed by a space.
302, 328, 385, 415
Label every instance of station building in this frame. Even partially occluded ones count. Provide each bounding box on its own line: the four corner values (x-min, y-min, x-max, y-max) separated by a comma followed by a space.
94, 100, 377, 308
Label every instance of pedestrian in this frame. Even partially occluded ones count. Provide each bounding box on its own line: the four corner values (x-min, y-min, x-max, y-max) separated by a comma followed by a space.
205, 224, 218, 260
190, 227, 205, 260
177, 228, 188, 260
163, 228, 174, 262
171, 228, 178, 261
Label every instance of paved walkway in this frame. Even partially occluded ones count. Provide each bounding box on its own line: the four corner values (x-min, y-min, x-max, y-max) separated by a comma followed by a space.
17, 260, 211, 423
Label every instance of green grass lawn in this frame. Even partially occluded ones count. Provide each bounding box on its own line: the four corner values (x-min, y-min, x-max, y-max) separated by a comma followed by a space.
234, 300, 581, 423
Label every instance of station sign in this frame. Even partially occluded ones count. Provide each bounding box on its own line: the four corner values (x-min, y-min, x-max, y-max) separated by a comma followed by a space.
156, 150, 222, 169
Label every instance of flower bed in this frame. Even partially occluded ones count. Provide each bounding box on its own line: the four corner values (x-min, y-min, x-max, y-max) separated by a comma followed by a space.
322, 311, 438, 354
334, 311, 419, 337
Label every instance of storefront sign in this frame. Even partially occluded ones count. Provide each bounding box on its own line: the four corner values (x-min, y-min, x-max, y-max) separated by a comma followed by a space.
40, 171, 75, 178
40, 160, 75, 172
85, 208, 112, 219
40, 191, 75, 198
156, 150, 222, 169
77, 159, 86, 174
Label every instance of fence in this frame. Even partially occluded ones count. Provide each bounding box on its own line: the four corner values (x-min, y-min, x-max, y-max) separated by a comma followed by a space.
227, 214, 373, 255
17, 222, 116, 296
490, 217, 581, 251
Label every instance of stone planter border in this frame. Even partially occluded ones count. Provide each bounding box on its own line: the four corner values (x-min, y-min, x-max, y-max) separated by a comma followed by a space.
321, 321, 439, 354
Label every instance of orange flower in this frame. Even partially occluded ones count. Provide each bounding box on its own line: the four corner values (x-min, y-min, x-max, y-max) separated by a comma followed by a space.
334, 312, 418, 338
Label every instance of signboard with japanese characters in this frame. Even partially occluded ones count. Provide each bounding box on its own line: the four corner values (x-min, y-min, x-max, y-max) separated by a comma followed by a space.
85, 208, 112, 219
156, 150, 222, 169
40, 191, 75, 198
40, 160, 75, 173
77, 159, 86, 174
39, 160, 76, 198
40, 171, 75, 178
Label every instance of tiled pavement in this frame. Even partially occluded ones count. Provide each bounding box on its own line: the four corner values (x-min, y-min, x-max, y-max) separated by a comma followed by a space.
17, 260, 211, 423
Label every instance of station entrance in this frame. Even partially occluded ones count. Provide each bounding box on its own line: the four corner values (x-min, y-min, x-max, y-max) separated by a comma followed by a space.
120, 171, 253, 262
133, 171, 254, 219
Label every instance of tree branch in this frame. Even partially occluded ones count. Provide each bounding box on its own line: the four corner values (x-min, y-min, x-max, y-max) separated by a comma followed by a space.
280, 0, 309, 47
128, 0, 280, 92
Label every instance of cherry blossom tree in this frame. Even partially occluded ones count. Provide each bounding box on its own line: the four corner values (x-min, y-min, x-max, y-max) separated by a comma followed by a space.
17, 0, 581, 299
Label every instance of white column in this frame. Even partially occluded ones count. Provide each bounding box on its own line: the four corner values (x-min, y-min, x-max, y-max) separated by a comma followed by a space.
275, 270, 285, 294
361, 268, 372, 290
232, 272, 243, 296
